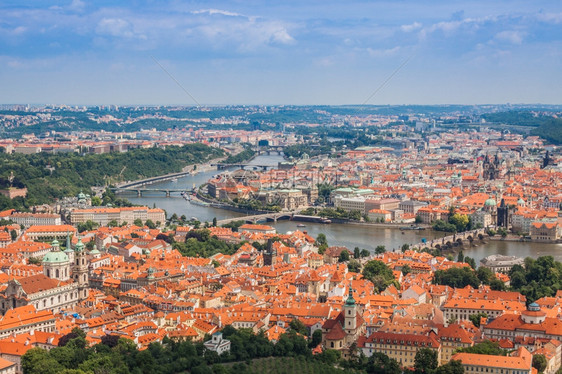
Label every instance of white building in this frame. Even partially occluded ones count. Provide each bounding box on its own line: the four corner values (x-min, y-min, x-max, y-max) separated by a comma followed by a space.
204, 332, 231, 355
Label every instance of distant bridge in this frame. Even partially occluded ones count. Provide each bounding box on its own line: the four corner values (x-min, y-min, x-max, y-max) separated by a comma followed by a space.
116, 170, 196, 189
216, 208, 308, 226
211, 163, 275, 171
111, 187, 189, 197
409, 228, 488, 251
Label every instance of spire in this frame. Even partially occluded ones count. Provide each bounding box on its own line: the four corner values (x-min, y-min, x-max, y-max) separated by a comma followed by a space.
345, 282, 356, 307
66, 231, 71, 250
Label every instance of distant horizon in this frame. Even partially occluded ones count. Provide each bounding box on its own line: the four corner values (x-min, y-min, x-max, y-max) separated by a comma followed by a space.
2, 102, 562, 108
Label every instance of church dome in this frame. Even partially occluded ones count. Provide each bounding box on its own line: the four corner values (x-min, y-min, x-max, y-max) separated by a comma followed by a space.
74, 238, 85, 252
517, 198, 525, 206
42, 251, 69, 264
484, 198, 497, 207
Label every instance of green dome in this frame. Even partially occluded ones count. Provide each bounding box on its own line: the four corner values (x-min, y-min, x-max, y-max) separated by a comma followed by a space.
89, 245, 101, 255
74, 238, 85, 252
484, 198, 497, 207
78, 191, 87, 200
51, 239, 60, 248
42, 251, 69, 264
517, 198, 525, 206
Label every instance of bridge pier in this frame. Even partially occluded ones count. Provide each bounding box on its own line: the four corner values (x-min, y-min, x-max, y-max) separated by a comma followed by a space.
137, 190, 142, 197
166, 190, 170, 197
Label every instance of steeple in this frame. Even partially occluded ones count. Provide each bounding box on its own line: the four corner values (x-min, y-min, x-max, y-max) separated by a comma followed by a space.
345, 283, 356, 307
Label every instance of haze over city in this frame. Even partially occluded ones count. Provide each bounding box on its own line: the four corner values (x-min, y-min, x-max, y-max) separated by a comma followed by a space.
1, 0, 562, 105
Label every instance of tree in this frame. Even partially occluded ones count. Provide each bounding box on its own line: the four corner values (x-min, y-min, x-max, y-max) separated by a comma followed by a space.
414, 348, 438, 374
458, 340, 506, 355
402, 264, 411, 276
108, 219, 118, 227
360, 249, 371, 258
374, 245, 386, 255
401, 243, 410, 252
477, 266, 494, 285
363, 260, 397, 292
145, 219, 156, 229
469, 312, 488, 327
533, 354, 547, 373
434, 360, 464, 374
315, 233, 327, 247
354, 247, 361, 259
212, 217, 217, 227
348, 259, 361, 273
309, 329, 322, 348
457, 250, 464, 263
464, 256, 476, 269
133, 218, 143, 226
366, 352, 401, 374
415, 215, 422, 224
289, 319, 308, 335
490, 278, 506, 291
91, 196, 102, 206
338, 250, 350, 262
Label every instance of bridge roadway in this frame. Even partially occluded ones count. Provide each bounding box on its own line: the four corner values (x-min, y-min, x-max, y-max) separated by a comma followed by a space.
116, 170, 197, 189
216, 208, 307, 226
410, 228, 488, 251
111, 187, 188, 197
211, 163, 275, 170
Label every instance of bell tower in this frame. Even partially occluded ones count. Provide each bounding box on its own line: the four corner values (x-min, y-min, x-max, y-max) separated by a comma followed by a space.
343, 283, 357, 334
73, 238, 89, 299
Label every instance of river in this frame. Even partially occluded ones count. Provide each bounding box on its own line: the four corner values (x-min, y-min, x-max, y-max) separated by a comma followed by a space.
118, 154, 562, 264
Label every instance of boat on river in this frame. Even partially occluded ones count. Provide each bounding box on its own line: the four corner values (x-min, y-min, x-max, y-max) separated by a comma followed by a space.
400, 225, 425, 231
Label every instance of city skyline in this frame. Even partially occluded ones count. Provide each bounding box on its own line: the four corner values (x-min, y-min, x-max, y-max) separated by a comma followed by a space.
1, 0, 562, 105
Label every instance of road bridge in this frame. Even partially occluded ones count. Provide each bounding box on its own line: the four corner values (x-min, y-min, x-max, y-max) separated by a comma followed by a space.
112, 187, 188, 197
211, 163, 275, 171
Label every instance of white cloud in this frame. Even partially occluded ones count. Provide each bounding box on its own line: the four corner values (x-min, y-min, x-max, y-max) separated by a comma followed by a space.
401, 22, 422, 32
367, 46, 401, 57
536, 12, 562, 24
69, 0, 86, 12
192, 9, 245, 18
96, 18, 134, 38
495, 30, 525, 44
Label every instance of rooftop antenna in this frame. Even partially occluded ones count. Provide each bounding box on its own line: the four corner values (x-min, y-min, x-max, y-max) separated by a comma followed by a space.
362, 54, 414, 105
150, 55, 202, 108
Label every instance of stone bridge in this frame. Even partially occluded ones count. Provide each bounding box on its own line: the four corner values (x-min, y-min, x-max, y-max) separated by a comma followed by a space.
410, 228, 488, 251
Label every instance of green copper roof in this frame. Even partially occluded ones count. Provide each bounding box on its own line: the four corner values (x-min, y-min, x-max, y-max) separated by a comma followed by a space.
74, 238, 85, 252
42, 251, 69, 264
345, 285, 356, 307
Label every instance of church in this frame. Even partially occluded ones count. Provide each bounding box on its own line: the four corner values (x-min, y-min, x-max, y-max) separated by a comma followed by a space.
321, 284, 365, 357
0, 238, 91, 315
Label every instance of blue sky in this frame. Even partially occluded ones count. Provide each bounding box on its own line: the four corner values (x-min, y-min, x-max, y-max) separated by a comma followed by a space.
1, 0, 561, 105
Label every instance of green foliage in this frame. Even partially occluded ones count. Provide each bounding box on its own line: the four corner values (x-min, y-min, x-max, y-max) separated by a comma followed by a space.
174, 229, 240, 258
221, 220, 246, 232
469, 312, 488, 327
348, 259, 361, 273
414, 348, 438, 374
224, 148, 256, 164
289, 319, 308, 336
434, 360, 465, 374
433, 267, 480, 288
77, 220, 99, 233
362, 260, 397, 292
317, 208, 362, 221
457, 340, 507, 356
338, 249, 350, 262
315, 233, 328, 247
402, 264, 411, 276
365, 352, 401, 374
532, 354, 547, 373
476, 267, 494, 284
531, 118, 562, 144
0, 143, 223, 211
374, 245, 386, 255
508, 256, 562, 302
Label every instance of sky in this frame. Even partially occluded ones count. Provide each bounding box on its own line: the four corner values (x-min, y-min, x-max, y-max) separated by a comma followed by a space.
1, 0, 562, 106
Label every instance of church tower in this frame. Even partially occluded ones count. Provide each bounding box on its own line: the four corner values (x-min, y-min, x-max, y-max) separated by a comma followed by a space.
73, 238, 89, 299
344, 284, 357, 334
